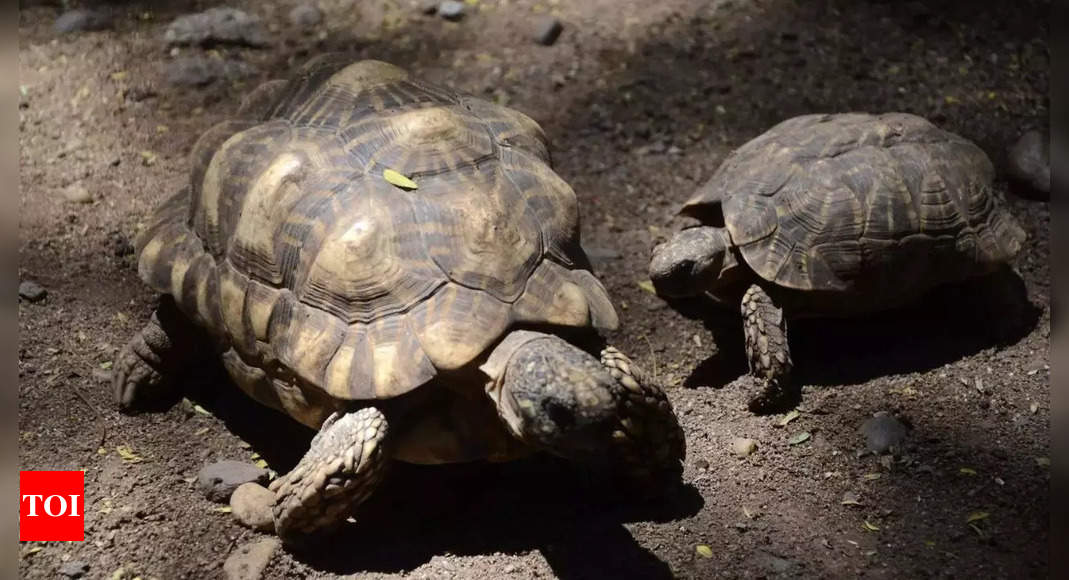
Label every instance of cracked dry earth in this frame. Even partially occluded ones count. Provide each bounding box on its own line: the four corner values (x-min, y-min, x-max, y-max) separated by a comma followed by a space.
19, 0, 1048, 578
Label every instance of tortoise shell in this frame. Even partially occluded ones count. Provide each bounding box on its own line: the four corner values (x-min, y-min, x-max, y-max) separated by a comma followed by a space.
134, 56, 617, 426
680, 112, 1025, 295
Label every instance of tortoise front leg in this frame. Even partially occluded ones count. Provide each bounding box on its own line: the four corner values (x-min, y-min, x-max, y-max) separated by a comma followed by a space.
599, 347, 686, 486
266, 407, 391, 546
740, 284, 797, 413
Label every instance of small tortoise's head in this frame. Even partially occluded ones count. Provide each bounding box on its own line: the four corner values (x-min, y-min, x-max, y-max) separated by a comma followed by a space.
649, 226, 738, 299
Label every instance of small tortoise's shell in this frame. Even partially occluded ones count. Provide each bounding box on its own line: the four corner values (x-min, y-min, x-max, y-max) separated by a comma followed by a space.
681, 112, 1025, 294
134, 57, 617, 425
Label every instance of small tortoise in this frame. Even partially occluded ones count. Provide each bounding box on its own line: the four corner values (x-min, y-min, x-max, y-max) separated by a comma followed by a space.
649, 112, 1025, 411
115, 56, 685, 544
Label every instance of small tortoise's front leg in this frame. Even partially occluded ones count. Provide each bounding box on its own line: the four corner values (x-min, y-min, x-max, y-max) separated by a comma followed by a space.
267, 407, 390, 546
113, 296, 200, 411
740, 284, 796, 413
599, 347, 686, 485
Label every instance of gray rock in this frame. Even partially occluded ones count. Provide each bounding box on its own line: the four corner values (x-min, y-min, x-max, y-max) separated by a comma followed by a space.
58, 561, 89, 579
230, 482, 276, 532
288, 4, 324, 28
165, 56, 254, 88
197, 461, 269, 503
861, 411, 908, 454
18, 280, 47, 302
164, 7, 270, 48
732, 437, 758, 457
533, 16, 563, 46
224, 538, 280, 580
55, 9, 113, 34
438, 0, 465, 21
1007, 129, 1050, 200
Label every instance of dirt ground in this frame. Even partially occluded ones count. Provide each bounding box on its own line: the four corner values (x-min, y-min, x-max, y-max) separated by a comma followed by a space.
18, 0, 1049, 578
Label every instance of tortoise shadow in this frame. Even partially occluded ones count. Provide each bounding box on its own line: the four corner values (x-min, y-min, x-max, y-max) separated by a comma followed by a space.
296, 459, 702, 578
680, 267, 1040, 390
181, 366, 703, 579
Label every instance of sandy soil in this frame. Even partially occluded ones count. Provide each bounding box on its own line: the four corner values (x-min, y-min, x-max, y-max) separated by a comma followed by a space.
18, 0, 1049, 578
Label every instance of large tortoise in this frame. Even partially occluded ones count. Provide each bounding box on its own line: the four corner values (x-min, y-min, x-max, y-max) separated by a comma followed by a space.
649, 112, 1026, 411
114, 56, 685, 544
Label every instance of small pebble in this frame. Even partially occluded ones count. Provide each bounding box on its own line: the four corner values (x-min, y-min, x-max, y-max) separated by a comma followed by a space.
55, 9, 113, 34
19, 280, 47, 302
861, 411, 908, 454
223, 538, 280, 580
533, 15, 563, 46
58, 561, 90, 579
62, 183, 93, 204
198, 461, 269, 503
288, 4, 324, 27
230, 483, 276, 532
732, 437, 758, 458
1007, 129, 1050, 200
438, 0, 465, 21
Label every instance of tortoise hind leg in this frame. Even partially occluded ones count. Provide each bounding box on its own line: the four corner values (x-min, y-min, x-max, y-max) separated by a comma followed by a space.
113, 296, 201, 412
741, 284, 797, 413
266, 407, 391, 546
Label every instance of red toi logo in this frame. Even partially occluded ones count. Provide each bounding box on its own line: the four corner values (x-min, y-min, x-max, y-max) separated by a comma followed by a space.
19, 471, 85, 542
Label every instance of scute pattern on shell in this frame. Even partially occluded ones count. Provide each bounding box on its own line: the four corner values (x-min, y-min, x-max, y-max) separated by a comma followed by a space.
134, 57, 617, 419
681, 112, 1026, 293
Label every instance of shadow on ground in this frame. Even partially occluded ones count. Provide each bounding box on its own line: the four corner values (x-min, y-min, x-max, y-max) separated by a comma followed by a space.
679, 267, 1041, 390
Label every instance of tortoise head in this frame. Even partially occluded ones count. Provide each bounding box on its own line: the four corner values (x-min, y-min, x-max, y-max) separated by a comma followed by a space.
484, 332, 622, 458
480, 331, 685, 485
649, 226, 741, 300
